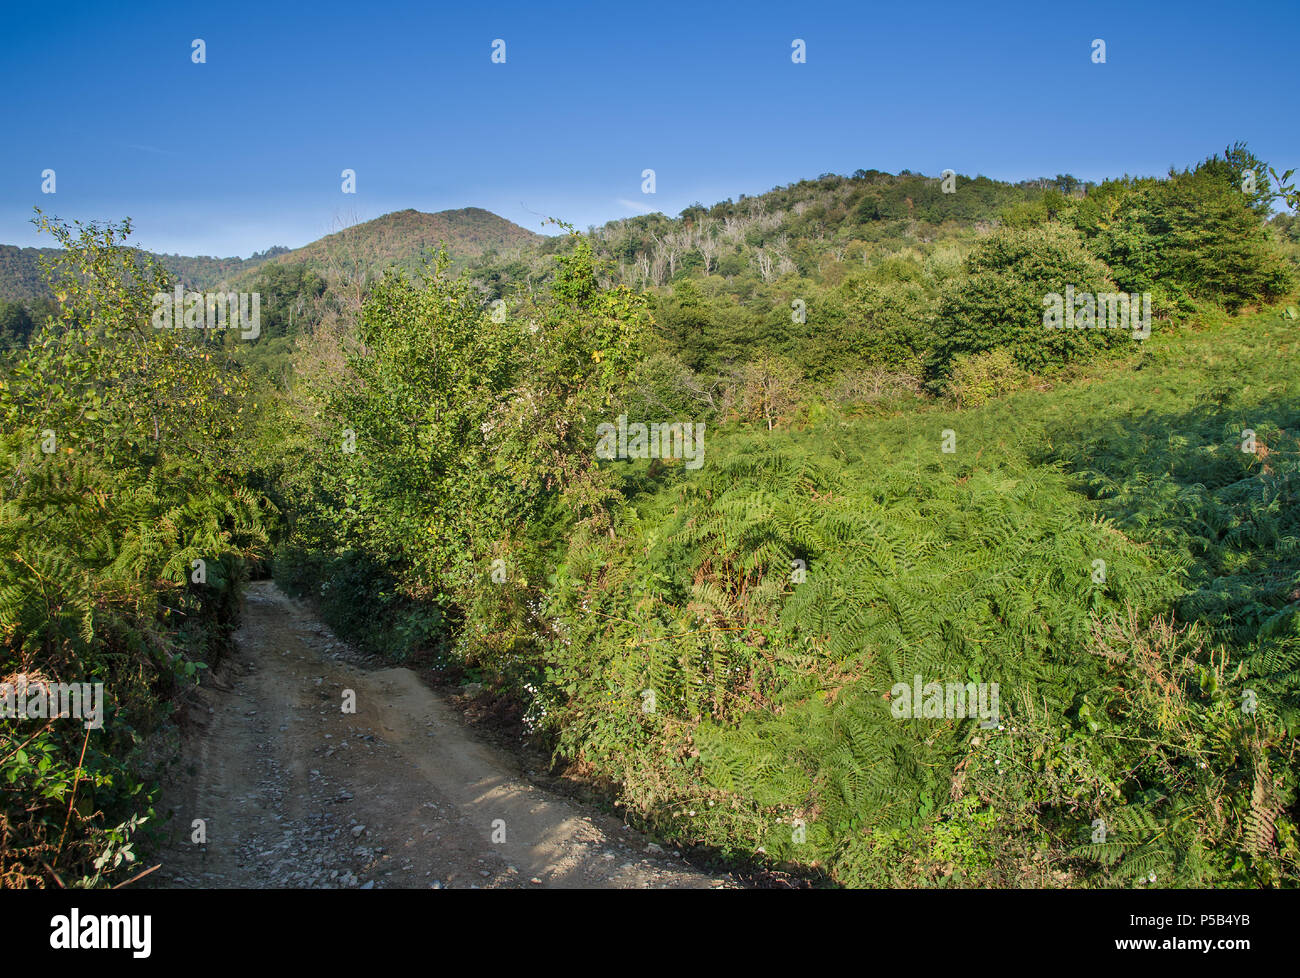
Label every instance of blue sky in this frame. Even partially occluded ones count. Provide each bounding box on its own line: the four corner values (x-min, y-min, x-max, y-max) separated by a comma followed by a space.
1, 0, 1294, 257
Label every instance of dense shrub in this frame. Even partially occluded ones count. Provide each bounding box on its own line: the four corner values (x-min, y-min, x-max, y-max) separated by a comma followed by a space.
946, 348, 1028, 406
0, 217, 266, 887
1070, 158, 1295, 311
274, 237, 648, 684
273, 546, 446, 661
527, 305, 1299, 887
927, 224, 1123, 383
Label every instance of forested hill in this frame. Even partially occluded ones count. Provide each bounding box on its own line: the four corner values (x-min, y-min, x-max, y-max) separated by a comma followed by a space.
480, 168, 1079, 274
0, 245, 58, 301
0, 206, 542, 302
0, 243, 290, 302
0, 206, 544, 350
466, 157, 1299, 390
248, 207, 543, 283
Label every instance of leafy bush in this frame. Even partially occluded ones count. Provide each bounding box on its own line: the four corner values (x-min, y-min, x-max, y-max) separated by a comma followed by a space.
928, 224, 1123, 383
946, 348, 1028, 407
274, 236, 649, 684
1, 216, 266, 887
828, 366, 923, 409
521, 303, 1298, 887
1070, 154, 1295, 311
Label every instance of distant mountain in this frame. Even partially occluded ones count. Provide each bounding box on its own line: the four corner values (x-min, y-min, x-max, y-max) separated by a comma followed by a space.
0, 245, 58, 301
239, 208, 543, 286
0, 244, 290, 302
164, 246, 292, 289
0, 208, 543, 302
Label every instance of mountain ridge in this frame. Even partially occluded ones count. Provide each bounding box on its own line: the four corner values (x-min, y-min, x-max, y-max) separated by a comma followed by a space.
0, 206, 543, 301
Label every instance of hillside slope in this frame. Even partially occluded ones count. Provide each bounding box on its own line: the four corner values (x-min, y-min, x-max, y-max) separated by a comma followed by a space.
0, 243, 288, 301
234, 207, 543, 288
0, 207, 543, 302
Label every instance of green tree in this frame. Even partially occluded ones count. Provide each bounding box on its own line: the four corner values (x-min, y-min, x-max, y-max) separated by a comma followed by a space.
1070, 159, 1293, 309
927, 224, 1120, 383
1, 213, 265, 887
0, 300, 35, 349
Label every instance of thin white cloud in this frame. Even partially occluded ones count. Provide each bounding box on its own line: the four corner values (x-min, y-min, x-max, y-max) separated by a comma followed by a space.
120, 142, 182, 158
617, 197, 657, 214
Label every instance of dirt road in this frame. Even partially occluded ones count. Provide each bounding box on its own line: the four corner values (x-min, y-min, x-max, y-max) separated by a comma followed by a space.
150, 581, 729, 889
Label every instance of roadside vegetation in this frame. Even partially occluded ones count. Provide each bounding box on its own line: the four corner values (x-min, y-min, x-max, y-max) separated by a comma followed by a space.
4, 145, 1298, 887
